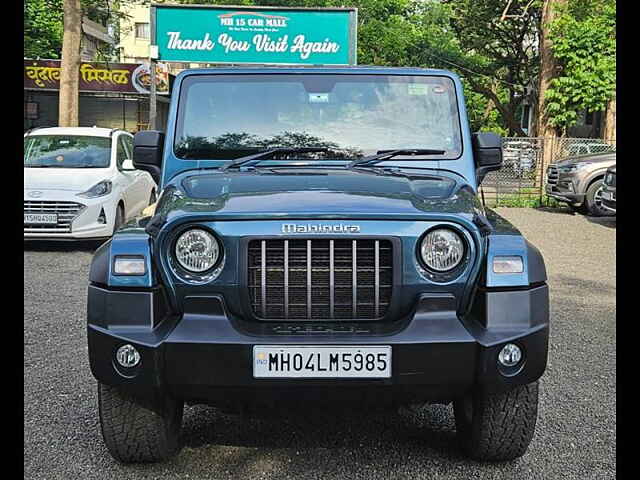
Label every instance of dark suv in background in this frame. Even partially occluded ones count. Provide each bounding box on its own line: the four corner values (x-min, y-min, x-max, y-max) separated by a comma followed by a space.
546, 150, 616, 216
601, 166, 616, 213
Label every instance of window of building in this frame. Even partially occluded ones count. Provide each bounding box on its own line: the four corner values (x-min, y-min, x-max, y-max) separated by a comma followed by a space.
135, 23, 149, 40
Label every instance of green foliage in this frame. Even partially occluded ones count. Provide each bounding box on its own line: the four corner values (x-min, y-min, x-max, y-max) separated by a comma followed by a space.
24, 0, 64, 59
544, 0, 616, 132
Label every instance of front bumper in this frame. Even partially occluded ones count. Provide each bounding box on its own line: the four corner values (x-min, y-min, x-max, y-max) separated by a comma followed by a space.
88, 285, 549, 407
24, 191, 116, 240
545, 183, 584, 205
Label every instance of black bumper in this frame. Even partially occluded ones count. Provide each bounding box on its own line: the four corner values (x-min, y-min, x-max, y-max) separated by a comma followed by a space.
87, 285, 549, 407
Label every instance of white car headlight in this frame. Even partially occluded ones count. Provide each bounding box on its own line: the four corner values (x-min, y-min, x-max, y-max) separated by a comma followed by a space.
175, 229, 220, 273
78, 180, 112, 198
420, 228, 465, 272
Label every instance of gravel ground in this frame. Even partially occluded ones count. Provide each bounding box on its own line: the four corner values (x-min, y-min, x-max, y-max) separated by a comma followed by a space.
24, 207, 616, 479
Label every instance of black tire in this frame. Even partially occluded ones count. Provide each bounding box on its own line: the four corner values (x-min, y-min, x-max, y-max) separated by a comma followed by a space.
454, 382, 539, 461
98, 382, 184, 463
585, 179, 614, 217
112, 204, 124, 236
149, 189, 157, 206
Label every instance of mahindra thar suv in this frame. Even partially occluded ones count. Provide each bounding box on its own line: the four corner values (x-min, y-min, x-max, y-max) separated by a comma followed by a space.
87, 67, 549, 463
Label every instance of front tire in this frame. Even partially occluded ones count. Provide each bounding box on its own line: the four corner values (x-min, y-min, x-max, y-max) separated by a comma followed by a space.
98, 383, 184, 463
585, 179, 614, 217
454, 382, 539, 461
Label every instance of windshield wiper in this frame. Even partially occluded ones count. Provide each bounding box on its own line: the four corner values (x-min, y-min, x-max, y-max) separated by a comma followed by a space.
221, 147, 330, 171
348, 148, 446, 168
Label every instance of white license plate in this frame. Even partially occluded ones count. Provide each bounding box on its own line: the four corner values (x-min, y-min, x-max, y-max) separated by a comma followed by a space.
253, 346, 391, 378
24, 213, 57, 225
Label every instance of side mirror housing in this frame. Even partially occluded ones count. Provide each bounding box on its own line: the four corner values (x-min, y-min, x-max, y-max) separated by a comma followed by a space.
133, 130, 164, 185
472, 132, 503, 185
121, 159, 135, 171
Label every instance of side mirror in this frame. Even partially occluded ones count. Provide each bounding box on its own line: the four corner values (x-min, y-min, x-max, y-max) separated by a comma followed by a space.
121, 159, 135, 171
133, 130, 165, 185
472, 132, 503, 185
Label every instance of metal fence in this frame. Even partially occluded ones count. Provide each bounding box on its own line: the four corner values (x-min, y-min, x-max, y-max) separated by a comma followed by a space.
479, 137, 616, 207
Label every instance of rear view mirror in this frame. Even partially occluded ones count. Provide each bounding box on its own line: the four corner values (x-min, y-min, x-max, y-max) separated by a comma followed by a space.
473, 132, 503, 185
133, 130, 165, 184
121, 159, 135, 171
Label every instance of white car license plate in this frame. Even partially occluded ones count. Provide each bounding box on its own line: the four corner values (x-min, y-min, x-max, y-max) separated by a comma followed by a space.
253, 346, 391, 378
24, 213, 57, 225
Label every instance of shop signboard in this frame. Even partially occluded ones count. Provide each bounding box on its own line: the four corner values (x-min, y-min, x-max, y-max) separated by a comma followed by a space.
24, 59, 170, 94
152, 4, 357, 65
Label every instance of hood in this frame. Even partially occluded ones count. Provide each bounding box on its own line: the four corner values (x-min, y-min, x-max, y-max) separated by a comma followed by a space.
556, 152, 616, 166
24, 167, 112, 193
156, 168, 483, 222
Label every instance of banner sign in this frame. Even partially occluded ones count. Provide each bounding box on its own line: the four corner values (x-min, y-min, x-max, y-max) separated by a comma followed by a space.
152, 4, 357, 65
24, 59, 170, 94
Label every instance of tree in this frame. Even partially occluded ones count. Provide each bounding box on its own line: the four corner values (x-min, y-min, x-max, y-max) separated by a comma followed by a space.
59, 0, 82, 127
439, 0, 542, 136
24, 0, 64, 59
542, 0, 616, 136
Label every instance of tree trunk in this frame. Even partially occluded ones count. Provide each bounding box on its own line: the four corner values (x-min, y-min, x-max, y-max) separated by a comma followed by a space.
603, 94, 616, 142
537, 0, 566, 168
59, 0, 82, 127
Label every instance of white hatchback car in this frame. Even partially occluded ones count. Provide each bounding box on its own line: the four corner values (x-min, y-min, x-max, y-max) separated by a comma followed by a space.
24, 127, 157, 240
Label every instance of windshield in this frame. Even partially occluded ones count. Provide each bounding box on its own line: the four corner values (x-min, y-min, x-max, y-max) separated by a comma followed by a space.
174, 74, 462, 161
24, 135, 112, 168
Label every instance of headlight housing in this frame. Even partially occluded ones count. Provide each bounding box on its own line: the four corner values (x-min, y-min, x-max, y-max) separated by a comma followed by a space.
78, 180, 112, 198
563, 162, 593, 173
420, 228, 465, 272
174, 228, 220, 273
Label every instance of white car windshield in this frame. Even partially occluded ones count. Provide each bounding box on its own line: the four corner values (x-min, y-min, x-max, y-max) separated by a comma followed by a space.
24, 135, 111, 168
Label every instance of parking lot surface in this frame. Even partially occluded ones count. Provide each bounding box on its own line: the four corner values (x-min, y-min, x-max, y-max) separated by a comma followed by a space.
24, 208, 615, 479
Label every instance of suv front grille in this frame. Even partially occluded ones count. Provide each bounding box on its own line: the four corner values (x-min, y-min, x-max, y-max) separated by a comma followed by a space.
248, 239, 393, 321
546, 165, 559, 186
24, 200, 86, 233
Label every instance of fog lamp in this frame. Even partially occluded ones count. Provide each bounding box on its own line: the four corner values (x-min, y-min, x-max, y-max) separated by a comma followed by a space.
498, 343, 522, 367
116, 344, 140, 368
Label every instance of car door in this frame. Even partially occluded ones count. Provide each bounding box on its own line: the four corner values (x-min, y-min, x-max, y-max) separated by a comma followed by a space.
122, 134, 154, 212
115, 134, 144, 219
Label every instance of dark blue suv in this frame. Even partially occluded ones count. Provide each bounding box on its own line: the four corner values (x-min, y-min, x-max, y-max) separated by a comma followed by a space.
87, 67, 549, 463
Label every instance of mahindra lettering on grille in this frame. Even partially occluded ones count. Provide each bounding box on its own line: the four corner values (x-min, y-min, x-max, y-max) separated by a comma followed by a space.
248, 239, 393, 321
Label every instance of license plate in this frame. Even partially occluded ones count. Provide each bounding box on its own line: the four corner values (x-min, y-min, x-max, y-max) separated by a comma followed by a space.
24, 213, 57, 225
253, 346, 391, 378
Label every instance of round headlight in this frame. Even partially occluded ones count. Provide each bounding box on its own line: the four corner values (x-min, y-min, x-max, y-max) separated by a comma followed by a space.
420, 228, 465, 272
175, 229, 220, 273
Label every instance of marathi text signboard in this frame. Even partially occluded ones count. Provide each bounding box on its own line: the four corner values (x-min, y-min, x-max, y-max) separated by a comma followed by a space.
152, 4, 357, 65
24, 59, 170, 94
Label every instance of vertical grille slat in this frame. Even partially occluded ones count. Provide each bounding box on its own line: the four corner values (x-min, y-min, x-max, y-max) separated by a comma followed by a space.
261, 240, 266, 317
284, 240, 289, 319
248, 239, 392, 321
329, 240, 335, 319
375, 240, 380, 318
352, 240, 357, 318
306, 240, 312, 319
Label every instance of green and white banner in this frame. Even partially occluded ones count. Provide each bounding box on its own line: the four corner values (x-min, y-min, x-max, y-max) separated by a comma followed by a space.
152, 5, 357, 65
